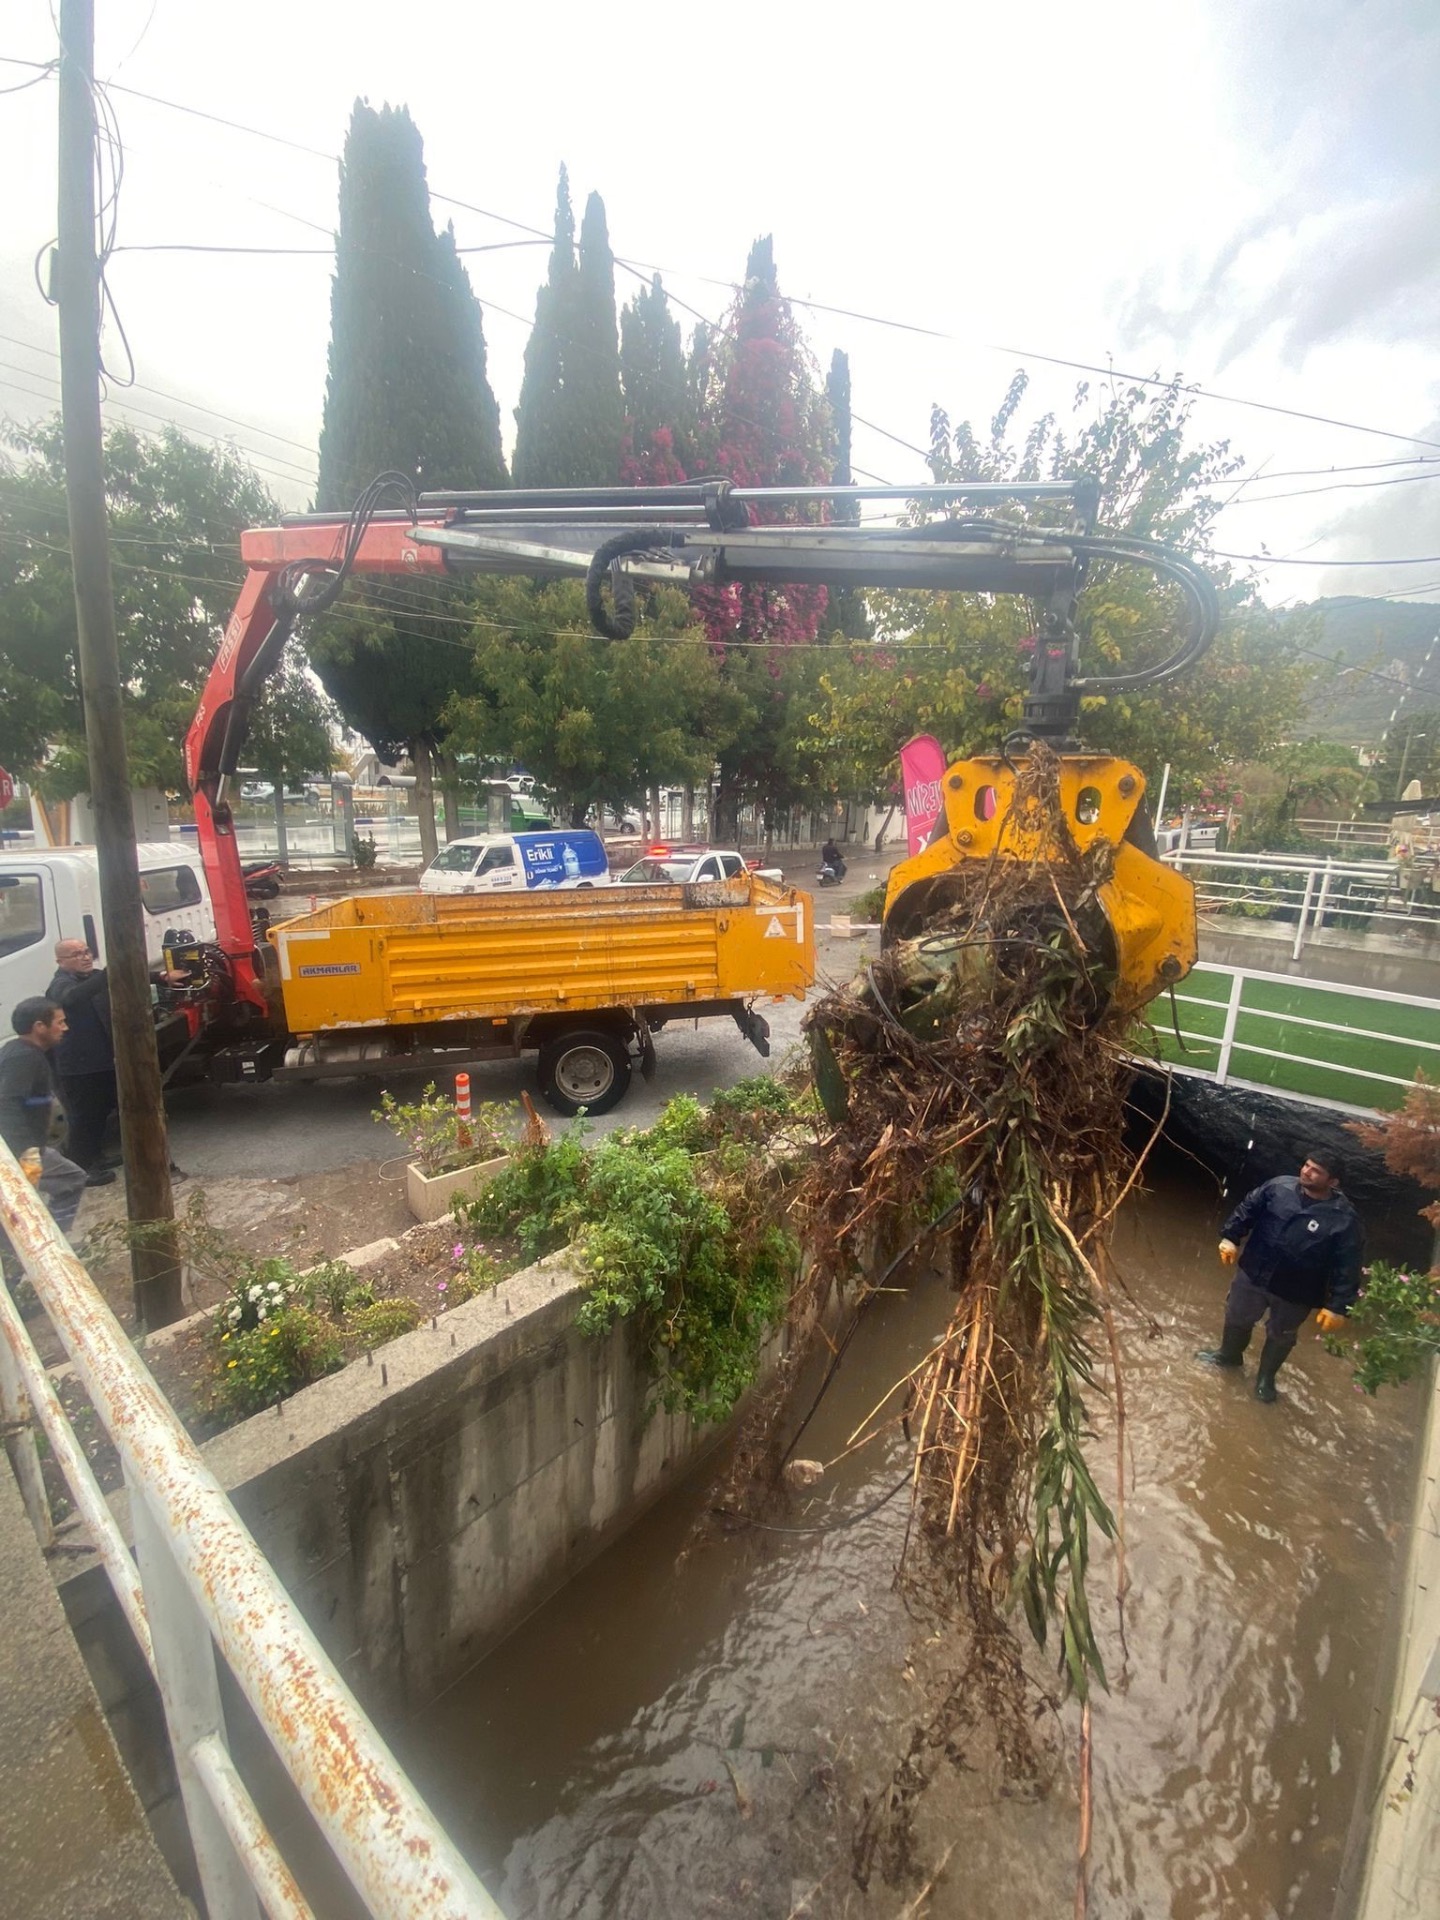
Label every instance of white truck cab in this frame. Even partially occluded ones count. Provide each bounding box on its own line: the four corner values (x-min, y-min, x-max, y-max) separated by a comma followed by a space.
0, 842, 213, 1034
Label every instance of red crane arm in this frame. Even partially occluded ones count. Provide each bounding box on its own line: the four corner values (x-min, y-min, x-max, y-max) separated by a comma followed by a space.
183, 517, 451, 1008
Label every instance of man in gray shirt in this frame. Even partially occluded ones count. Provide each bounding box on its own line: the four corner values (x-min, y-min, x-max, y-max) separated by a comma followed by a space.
0, 996, 88, 1247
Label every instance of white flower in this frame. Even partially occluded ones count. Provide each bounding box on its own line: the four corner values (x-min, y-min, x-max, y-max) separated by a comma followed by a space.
248, 1286, 262, 1302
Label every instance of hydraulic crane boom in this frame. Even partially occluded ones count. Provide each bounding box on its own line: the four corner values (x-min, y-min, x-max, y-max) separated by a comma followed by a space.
183, 476, 1220, 1019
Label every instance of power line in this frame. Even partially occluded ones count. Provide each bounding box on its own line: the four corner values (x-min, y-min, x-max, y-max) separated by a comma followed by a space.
1212, 468, 1440, 509
0, 329, 320, 454
0, 366, 318, 485
1290, 643, 1440, 705
93, 72, 1440, 460
1214, 548, 1440, 569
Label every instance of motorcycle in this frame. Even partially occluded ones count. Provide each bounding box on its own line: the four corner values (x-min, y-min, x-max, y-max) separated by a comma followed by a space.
817, 856, 847, 887
242, 859, 283, 900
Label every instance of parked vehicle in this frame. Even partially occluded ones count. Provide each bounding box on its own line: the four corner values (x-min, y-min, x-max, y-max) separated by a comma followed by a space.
419, 830, 610, 896
242, 859, 283, 899
0, 843, 214, 1039
619, 848, 784, 885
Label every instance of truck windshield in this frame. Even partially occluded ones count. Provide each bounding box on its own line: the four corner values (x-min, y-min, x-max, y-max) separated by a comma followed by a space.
429, 844, 483, 874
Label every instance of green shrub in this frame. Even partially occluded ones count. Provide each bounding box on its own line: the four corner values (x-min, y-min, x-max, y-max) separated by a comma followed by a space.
467, 1102, 799, 1424
446, 1247, 502, 1304
354, 831, 378, 870
853, 883, 888, 923
374, 1083, 514, 1176
215, 1305, 344, 1416
1323, 1259, 1440, 1393
302, 1258, 367, 1320
348, 1297, 423, 1350
462, 1123, 589, 1257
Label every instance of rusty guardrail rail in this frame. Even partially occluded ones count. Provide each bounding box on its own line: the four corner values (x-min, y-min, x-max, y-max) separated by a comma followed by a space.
0, 1140, 501, 1920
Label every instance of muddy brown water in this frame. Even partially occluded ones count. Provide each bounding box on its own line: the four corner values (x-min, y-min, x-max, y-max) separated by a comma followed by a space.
293, 1159, 1422, 1918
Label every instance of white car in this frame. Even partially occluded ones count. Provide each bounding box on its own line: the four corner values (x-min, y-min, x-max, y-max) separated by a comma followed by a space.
618, 849, 784, 885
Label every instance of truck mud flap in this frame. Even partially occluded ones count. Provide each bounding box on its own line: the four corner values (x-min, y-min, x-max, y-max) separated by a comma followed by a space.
732, 1004, 771, 1058
635, 1012, 658, 1082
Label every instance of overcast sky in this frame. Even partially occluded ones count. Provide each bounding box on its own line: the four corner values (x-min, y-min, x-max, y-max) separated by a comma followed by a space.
3, 0, 1438, 612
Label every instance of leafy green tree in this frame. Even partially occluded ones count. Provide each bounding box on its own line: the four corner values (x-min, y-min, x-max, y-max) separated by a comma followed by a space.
803, 374, 1311, 811
245, 653, 339, 861
443, 579, 744, 827
313, 99, 507, 860
513, 171, 624, 487
0, 419, 309, 796
1373, 708, 1440, 799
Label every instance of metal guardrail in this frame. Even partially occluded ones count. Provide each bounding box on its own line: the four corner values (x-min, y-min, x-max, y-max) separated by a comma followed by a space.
1294, 817, 1392, 848
1162, 848, 1440, 958
0, 1143, 501, 1920
1152, 960, 1440, 1116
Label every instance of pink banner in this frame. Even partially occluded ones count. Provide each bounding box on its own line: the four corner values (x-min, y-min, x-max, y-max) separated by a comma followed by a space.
899, 733, 948, 857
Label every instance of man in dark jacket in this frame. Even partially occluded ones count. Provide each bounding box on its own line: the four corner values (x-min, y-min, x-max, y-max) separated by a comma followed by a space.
46, 937, 119, 1185
1197, 1149, 1364, 1402
0, 997, 88, 1241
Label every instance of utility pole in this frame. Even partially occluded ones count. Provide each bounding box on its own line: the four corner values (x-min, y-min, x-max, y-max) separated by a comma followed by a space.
57, 0, 183, 1327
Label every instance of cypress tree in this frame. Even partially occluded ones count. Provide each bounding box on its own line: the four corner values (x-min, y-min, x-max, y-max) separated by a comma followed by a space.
819, 347, 871, 640
512, 168, 577, 489
572, 192, 624, 483
513, 172, 624, 487
826, 349, 858, 522
313, 100, 507, 863
620, 274, 689, 481
317, 101, 505, 505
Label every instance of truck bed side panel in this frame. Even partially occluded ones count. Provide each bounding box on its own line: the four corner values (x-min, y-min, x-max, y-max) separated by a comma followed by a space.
270, 879, 813, 1033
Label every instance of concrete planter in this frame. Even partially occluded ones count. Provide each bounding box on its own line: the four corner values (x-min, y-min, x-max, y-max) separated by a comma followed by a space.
405, 1153, 508, 1224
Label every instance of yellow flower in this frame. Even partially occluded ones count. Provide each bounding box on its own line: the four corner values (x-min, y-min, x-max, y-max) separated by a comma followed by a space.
227, 1360, 237, 1369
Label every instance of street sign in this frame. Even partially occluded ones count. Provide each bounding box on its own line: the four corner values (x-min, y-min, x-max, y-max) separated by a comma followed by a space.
0, 767, 13, 811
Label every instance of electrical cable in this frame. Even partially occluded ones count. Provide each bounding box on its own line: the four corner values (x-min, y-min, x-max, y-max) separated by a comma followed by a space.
74, 69, 1440, 458
0, 331, 323, 456
0, 365, 319, 483
1213, 548, 1440, 568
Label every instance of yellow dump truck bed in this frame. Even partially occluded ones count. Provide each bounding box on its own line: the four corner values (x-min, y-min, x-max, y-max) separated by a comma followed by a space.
269, 875, 814, 1034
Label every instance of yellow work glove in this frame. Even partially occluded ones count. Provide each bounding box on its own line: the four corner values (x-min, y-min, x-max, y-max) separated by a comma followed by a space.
1315, 1308, 1347, 1335
1218, 1240, 1239, 1266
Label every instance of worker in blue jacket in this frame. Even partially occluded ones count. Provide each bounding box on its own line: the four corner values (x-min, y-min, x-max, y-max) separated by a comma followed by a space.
1197, 1149, 1364, 1402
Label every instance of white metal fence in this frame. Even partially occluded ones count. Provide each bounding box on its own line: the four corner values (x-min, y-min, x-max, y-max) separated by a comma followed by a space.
0, 1144, 501, 1920
1163, 848, 1440, 957
1294, 817, 1392, 849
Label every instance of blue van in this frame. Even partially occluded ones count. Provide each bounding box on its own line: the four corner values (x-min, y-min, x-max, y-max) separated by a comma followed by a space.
419, 830, 611, 896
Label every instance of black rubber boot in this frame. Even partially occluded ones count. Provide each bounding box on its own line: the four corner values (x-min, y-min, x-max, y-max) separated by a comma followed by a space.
1254, 1337, 1290, 1403
1196, 1323, 1250, 1368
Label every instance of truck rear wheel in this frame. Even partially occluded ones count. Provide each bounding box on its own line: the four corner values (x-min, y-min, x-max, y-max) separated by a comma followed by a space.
537, 1027, 632, 1117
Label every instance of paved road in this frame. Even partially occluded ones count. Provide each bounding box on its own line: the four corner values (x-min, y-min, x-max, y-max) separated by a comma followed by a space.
163, 862, 896, 1180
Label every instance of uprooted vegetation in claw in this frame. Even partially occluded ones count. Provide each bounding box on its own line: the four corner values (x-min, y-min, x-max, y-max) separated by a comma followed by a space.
714, 744, 1152, 1890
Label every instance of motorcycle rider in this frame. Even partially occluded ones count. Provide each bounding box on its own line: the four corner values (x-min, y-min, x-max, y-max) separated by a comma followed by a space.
820, 836, 846, 880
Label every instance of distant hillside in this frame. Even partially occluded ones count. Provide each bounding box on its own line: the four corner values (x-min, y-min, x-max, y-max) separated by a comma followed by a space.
1294, 597, 1440, 743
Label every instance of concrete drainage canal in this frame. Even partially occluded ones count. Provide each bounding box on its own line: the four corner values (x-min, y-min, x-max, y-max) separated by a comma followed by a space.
99, 1150, 1409, 1919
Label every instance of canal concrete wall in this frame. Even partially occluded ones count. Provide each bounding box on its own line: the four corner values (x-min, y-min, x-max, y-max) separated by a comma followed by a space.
1352, 1359, 1440, 1920
62, 1251, 723, 1768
